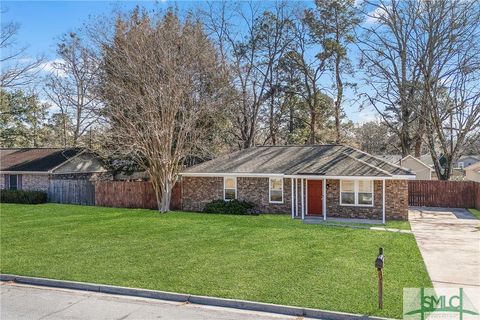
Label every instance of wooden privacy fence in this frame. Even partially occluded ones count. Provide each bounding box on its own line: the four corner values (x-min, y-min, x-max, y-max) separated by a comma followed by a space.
95, 180, 182, 210
408, 180, 480, 209
49, 179, 95, 206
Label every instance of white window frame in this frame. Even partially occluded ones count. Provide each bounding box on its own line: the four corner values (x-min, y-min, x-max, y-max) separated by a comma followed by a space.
340, 180, 374, 207
269, 177, 284, 204
223, 176, 237, 201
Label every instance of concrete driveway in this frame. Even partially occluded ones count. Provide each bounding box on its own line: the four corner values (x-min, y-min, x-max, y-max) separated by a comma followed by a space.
0, 282, 308, 320
409, 207, 480, 288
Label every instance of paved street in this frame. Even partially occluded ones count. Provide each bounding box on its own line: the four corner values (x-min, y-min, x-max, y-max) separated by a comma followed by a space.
0, 282, 308, 320
409, 207, 480, 288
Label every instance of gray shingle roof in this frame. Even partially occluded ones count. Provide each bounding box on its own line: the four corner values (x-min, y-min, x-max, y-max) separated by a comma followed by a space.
0, 148, 82, 172
375, 155, 402, 165
183, 145, 413, 177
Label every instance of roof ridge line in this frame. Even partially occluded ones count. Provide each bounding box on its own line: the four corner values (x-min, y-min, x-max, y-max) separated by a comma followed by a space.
255, 144, 343, 147
341, 150, 392, 177
345, 145, 411, 172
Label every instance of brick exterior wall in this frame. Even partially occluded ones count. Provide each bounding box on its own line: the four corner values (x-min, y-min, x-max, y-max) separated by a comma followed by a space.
326, 179, 383, 220
22, 174, 50, 192
181, 176, 292, 213
384, 180, 409, 220
182, 177, 224, 212
181, 176, 408, 220
237, 177, 292, 213
1, 174, 50, 192
325, 179, 408, 220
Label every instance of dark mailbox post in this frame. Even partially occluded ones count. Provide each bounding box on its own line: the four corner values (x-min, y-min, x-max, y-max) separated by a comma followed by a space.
375, 247, 385, 309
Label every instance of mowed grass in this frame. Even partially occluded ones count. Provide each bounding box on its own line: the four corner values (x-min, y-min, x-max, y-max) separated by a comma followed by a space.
0, 204, 431, 318
469, 208, 480, 219
321, 219, 411, 230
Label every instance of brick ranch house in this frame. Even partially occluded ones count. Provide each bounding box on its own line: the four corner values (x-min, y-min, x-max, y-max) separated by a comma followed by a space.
179, 145, 415, 222
0, 148, 106, 204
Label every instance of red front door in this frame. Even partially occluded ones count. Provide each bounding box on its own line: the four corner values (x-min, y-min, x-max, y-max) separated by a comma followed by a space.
307, 180, 323, 215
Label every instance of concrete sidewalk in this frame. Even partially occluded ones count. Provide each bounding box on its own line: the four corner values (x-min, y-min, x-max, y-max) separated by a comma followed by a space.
0, 282, 309, 320
409, 207, 480, 288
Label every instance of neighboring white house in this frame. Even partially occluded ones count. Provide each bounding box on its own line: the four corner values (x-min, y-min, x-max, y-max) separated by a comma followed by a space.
465, 162, 480, 182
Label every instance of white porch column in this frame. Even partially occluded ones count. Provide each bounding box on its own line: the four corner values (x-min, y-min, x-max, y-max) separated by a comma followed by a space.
295, 178, 298, 217
322, 179, 327, 221
291, 178, 294, 218
382, 179, 386, 224
301, 178, 305, 220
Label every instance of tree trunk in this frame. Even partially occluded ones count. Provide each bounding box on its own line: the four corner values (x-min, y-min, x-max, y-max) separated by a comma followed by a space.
309, 109, 316, 144
334, 53, 342, 144
150, 171, 174, 213
160, 182, 172, 213
289, 101, 294, 135
270, 94, 276, 145
62, 115, 67, 148
400, 118, 411, 157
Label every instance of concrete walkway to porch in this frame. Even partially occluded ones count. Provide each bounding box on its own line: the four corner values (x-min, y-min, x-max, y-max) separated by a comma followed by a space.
302, 217, 412, 233
409, 207, 480, 288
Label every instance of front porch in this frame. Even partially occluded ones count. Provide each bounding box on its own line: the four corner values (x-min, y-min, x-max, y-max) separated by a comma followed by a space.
288, 177, 388, 224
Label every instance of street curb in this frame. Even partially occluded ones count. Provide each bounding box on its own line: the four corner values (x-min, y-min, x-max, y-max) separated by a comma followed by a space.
1, 274, 389, 320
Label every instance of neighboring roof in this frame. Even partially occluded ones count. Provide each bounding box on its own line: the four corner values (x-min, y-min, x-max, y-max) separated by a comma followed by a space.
183, 145, 414, 177
375, 155, 402, 165
0, 148, 83, 172
465, 161, 480, 172
458, 155, 480, 161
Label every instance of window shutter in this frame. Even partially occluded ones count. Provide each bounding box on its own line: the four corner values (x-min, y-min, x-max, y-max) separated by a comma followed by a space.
4, 174, 9, 189
17, 175, 22, 190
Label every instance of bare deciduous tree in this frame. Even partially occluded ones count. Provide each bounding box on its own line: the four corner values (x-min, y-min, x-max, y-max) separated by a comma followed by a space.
281, 10, 332, 144
98, 9, 228, 212
203, 1, 293, 148
1, 16, 44, 89
306, 0, 361, 144
358, 0, 424, 156
415, 0, 480, 180
44, 32, 101, 147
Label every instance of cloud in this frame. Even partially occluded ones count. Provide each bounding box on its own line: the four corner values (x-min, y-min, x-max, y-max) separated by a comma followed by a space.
38, 59, 67, 77
357, 108, 379, 124
365, 5, 390, 24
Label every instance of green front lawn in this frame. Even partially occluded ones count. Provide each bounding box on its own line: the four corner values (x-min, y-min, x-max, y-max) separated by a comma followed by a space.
0, 204, 431, 318
469, 208, 480, 219
321, 219, 411, 230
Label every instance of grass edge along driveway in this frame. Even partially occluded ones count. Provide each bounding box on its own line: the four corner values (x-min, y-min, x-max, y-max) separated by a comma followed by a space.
469, 208, 480, 219
0, 204, 431, 318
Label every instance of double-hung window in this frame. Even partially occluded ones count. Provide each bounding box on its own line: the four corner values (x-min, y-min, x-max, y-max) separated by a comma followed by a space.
5, 174, 20, 190
269, 177, 283, 203
340, 180, 373, 206
224, 177, 237, 201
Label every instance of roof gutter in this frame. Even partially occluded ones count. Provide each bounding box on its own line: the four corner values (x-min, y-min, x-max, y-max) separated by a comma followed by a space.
0, 171, 50, 175
180, 172, 415, 180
